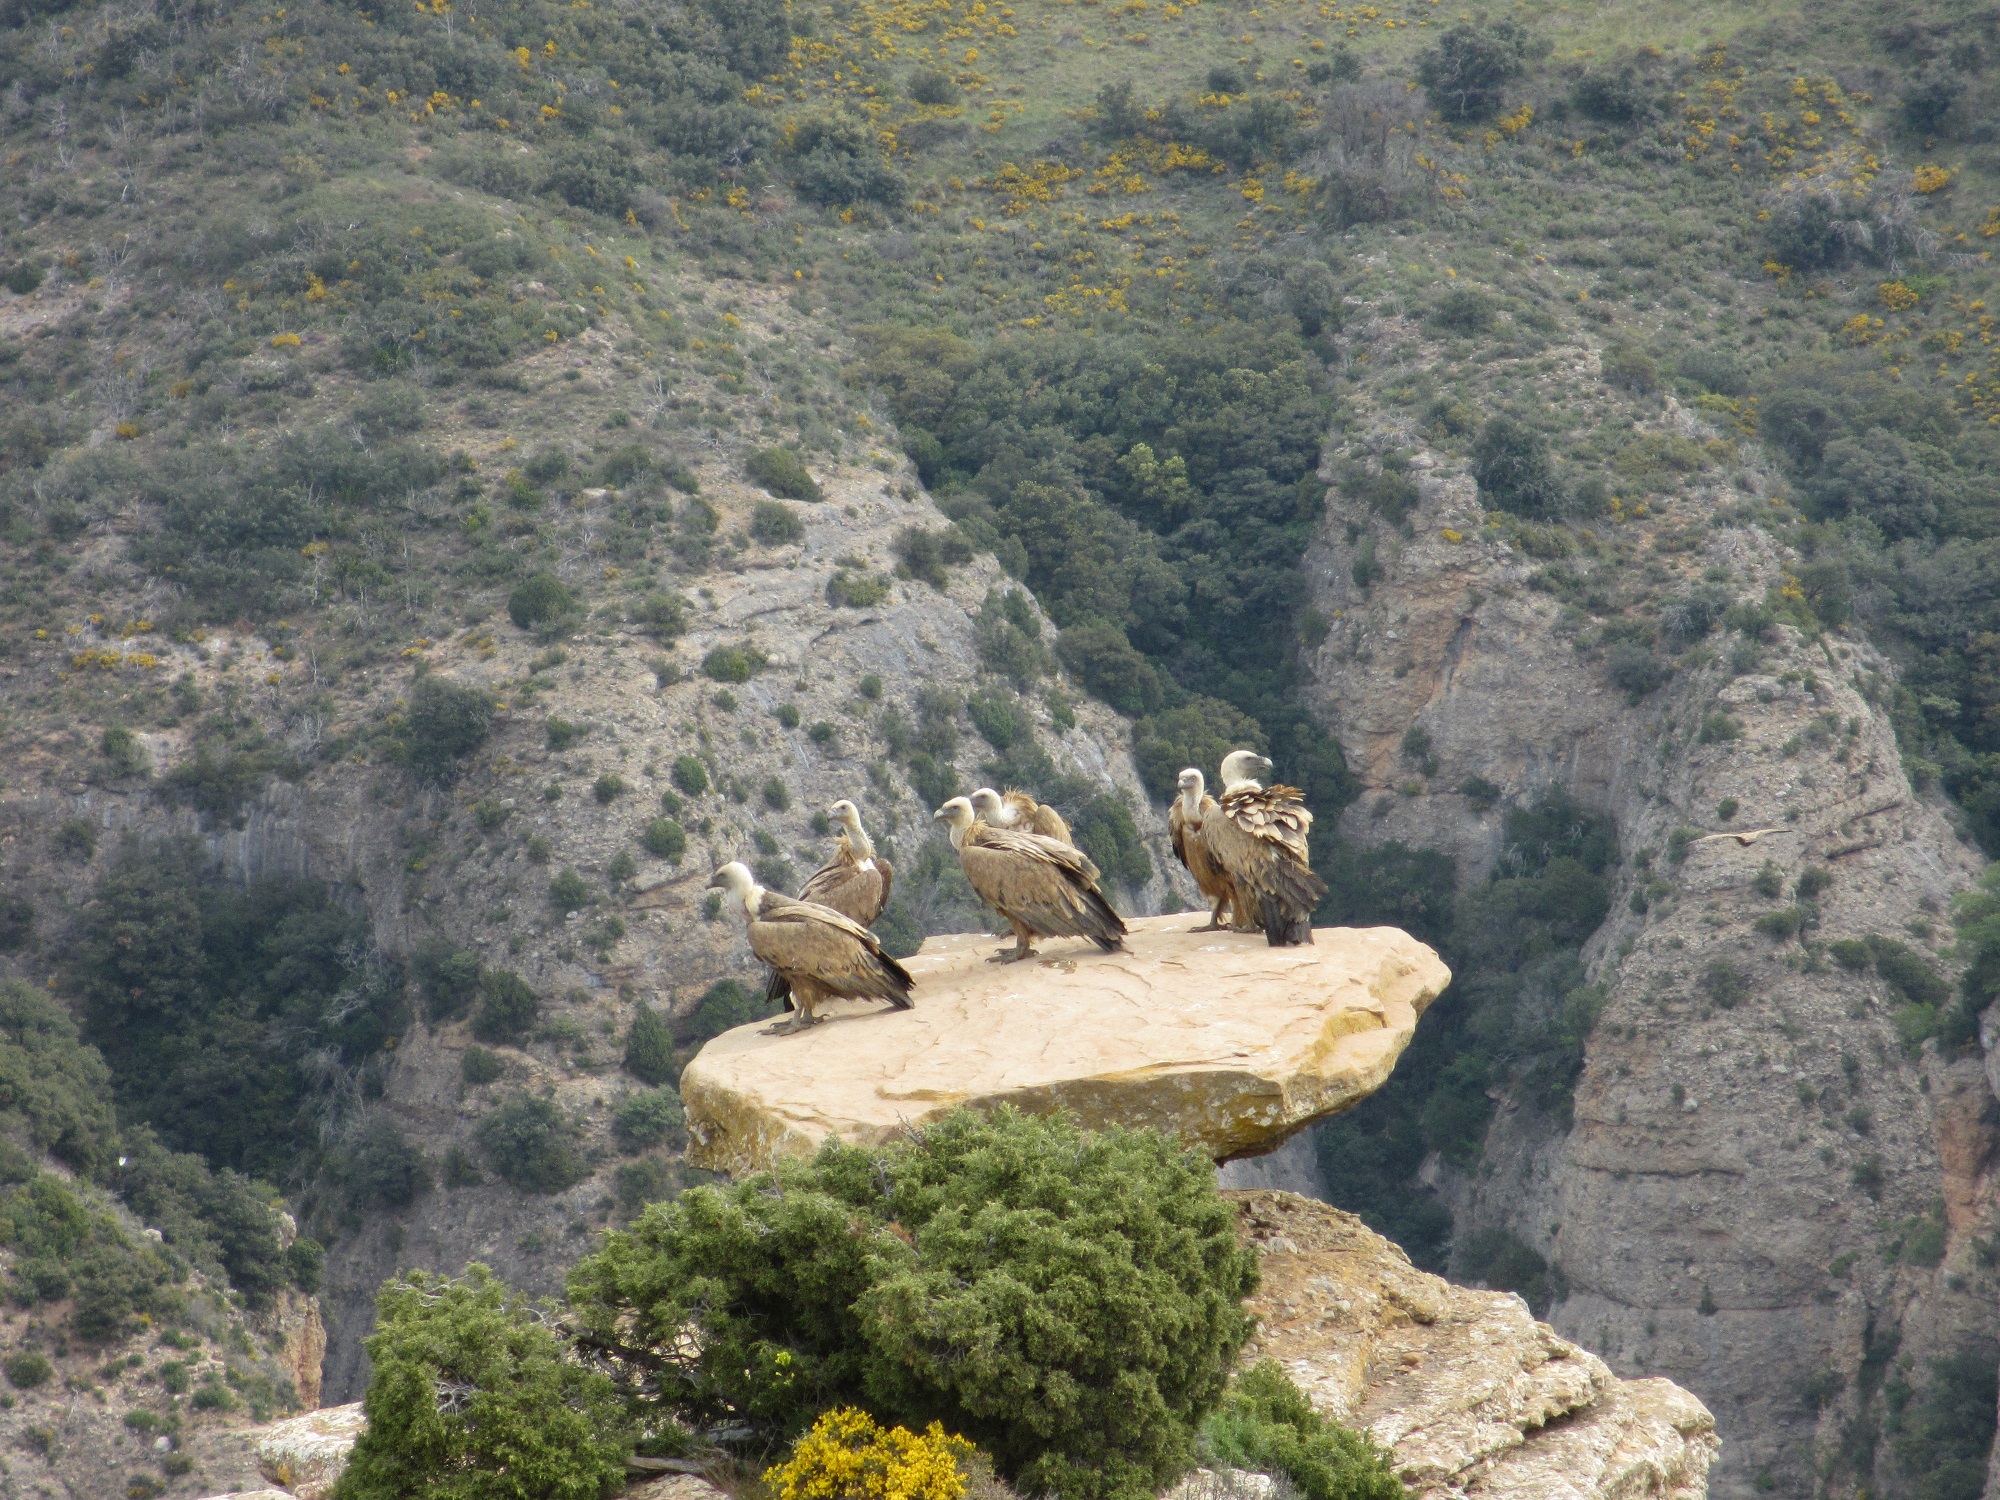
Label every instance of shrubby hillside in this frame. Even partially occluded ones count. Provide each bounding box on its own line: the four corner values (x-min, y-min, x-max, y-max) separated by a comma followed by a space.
4, 0, 2000, 1492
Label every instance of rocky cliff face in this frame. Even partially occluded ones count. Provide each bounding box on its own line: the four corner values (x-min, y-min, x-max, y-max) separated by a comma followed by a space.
1304, 314, 1995, 1498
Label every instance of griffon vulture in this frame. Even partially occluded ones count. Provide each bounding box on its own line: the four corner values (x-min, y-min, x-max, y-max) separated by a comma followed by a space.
708, 862, 913, 1033
934, 796, 1126, 963
1204, 750, 1327, 947
764, 800, 895, 1010
969, 787, 1076, 846
1169, 767, 1247, 932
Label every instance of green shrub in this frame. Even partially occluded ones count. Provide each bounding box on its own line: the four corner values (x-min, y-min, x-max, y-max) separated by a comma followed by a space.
1415, 20, 1544, 120
702, 643, 769, 683
546, 717, 587, 751
329, 1117, 432, 1212
827, 570, 893, 608
678, 978, 776, 1044
109, 1128, 292, 1306
400, 677, 494, 785
461, 1047, 506, 1086
761, 777, 792, 812
567, 1108, 1258, 1500
0, 981, 117, 1176
909, 67, 958, 105
637, 593, 690, 640
593, 774, 628, 805
476, 1095, 589, 1194
892, 526, 973, 589
411, 940, 483, 1022
641, 819, 688, 862
548, 869, 593, 916
745, 446, 822, 501
1702, 959, 1750, 1008
612, 1089, 684, 1153
966, 687, 1032, 750
0, 895, 32, 953
1201, 1362, 1406, 1500
472, 971, 541, 1046
624, 1007, 678, 1087
3, 1351, 52, 1389
508, 571, 578, 632
750, 500, 805, 545
1472, 417, 1567, 519
100, 726, 148, 778
333, 1265, 630, 1500
670, 755, 710, 797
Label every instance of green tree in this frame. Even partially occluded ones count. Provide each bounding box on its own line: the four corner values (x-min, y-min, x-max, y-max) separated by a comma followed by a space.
1472, 417, 1567, 518
567, 1108, 1258, 1500
508, 571, 578, 632
622, 1006, 677, 1086
1202, 1362, 1406, 1500
401, 677, 494, 785
334, 1265, 630, 1500
0, 981, 117, 1176
1414, 21, 1544, 122
477, 1095, 588, 1194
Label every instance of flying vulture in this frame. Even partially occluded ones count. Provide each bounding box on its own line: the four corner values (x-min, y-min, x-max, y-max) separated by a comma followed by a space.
764, 799, 895, 1010
934, 796, 1127, 963
1169, 766, 1248, 932
1203, 750, 1327, 947
708, 862, 914, 1033
969, 787, 1076, 846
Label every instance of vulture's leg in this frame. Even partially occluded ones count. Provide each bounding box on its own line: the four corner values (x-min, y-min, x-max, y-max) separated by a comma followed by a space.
763, 985, 818, 1034
989, 917, 1038, 964
1191, 894, 1229, 933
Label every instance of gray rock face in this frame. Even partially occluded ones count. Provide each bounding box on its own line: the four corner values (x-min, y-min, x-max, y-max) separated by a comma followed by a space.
1303, 433, 1994, 1496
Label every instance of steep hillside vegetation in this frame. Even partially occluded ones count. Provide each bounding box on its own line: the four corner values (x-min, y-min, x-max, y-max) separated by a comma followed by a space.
4, 0, 2000, 1492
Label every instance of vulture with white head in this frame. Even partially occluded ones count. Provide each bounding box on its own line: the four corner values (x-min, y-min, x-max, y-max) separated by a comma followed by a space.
1202, 749, 1326, 947
934, 796, 1126, 963
969, 787, 1076, 847
1168, 766, 1246, 932
764, 800, 895, 1010
708, 862, 913, 1034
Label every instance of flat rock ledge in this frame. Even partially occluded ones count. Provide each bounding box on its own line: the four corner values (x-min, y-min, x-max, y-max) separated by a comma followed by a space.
681, 914, 1450, 1176
1231, 1191, 1718, 1500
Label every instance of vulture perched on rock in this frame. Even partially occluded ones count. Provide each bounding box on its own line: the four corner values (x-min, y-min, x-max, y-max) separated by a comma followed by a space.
1169, 767, 1246, 932
708, 862, 913, 1034
934, 796, 1126, 963
1203, 750, 1327, 947
970, 787, 1076, 847
764, 799, 894, 1010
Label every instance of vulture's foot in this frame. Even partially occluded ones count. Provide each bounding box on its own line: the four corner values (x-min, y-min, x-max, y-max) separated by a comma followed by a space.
987, 945, 1036, 964
1190, 919, 1228, 932
761, 1013, 815, 1035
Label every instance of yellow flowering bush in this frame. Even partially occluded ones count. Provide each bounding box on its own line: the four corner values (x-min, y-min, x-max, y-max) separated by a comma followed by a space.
766, 1409, 973, 1500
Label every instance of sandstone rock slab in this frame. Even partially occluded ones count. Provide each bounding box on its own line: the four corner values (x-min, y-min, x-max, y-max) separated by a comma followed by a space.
681, 914, 1449, 1176
1231, 1192, 1717, 1499
256, 1402, 366, 1500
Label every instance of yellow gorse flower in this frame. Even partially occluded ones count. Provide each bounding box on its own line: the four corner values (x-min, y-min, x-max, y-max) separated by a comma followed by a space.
765, 1408, 972, 1500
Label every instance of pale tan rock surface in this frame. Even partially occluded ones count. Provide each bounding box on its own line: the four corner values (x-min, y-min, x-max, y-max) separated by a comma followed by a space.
256, 1402, 367, 1500
1231, 1191, 1717, 1500
680, 913, 1449, 1174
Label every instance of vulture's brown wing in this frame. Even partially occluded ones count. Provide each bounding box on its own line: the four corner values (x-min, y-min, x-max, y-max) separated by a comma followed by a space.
798, 857, 888, 927
872, 857, 893, 925
961, 828, 1126, 949
1168, 798, 1193, 870
749, 894, 913, 1005
1213, 787, 1324, 946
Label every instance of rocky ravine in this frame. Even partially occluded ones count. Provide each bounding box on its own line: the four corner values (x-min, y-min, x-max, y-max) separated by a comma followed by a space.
1306, 342, 1994, 1495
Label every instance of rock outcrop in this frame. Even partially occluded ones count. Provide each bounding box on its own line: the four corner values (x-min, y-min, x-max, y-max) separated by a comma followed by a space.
1233, 1190, 1717, 1499
681, 913, 1450, 1174
254, 1404, 368, 1500
1304, 354, 1994, 1495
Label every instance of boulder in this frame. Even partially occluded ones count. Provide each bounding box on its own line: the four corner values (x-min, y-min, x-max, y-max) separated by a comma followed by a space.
681, 913, 1449, 1176
255, 1402, 366, 1500
1231, 1191, 1718, 1499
